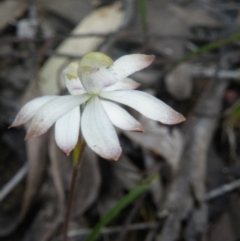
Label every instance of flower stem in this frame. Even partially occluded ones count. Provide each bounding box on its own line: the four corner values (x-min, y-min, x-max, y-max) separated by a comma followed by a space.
63, 138, 86, 241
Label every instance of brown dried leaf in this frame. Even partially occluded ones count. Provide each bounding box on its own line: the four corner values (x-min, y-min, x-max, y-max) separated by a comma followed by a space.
21, 81, 49, 226
23, 132, 101, 241
0, 80, 49, 236
125, 115, 183, 171
159, 80, 228, 241
146, 2, 187, 60
22, 183, 61, 241
23, 136, 101, 241
49, 130, 101, 218
0, 0, 27, 32
73, 146, 101, 218
112, 155, 142, 190
143, 149, 164, 206
39, 2, 124, 95
131, 70, 162, 89
209, 211, 236, 241
165, 63, 193, 100
132, 2, 221, 60
97, 176, 123, 217
38, 0, 92, 24
48, 130, 65, 211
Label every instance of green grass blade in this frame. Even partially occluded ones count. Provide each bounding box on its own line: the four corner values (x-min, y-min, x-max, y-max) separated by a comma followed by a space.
137, 0, 148, 31
175, 31, 240, 67
86, 174, 159, 241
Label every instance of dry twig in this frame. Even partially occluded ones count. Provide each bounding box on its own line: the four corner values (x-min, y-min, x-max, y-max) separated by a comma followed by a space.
0, 163, 29, 202
206, 179, 240, 201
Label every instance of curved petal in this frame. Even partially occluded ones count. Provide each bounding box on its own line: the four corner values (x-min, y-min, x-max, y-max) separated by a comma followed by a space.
55, 106, 80, 156
101, 100, 143, 132
102, 78, 140, 91
26, 94, 90, 139
111, 54, 155, 80
81, 96, 122, 161
100, 90, 185, 125
63, 62, 86, 95
80, 67, 118, 94
9, 95, 56, 128
65, 77, 86, 95
80, 72, 103, 94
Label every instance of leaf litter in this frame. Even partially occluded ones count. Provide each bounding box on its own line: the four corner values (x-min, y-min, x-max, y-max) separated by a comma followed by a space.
1, 0, 240, 241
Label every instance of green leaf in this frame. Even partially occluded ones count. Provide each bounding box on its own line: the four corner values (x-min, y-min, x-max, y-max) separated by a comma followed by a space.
86, 174, 159, 241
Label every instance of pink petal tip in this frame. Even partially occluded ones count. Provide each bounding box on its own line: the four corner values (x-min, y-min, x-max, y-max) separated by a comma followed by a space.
133, 125, 144, 132
167, 113, 186, 125
62, 150, 71, 156
145, 55, 155, 64
106, 150, 122, 162
24, 129, 38, 140
8, 120, 19, 129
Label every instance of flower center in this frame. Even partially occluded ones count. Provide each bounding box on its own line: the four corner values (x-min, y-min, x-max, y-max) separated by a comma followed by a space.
78, 52, 115, 94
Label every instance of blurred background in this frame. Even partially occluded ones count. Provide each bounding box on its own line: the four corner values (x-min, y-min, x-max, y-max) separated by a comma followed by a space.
1, 0, 240, 240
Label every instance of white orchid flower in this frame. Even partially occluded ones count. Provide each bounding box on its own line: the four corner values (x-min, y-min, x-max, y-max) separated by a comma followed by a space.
10, 52, 185, 161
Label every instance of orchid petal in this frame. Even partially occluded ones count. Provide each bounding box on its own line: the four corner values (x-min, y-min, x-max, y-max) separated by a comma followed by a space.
81, 96, 121, 161
10, 95, 56, 127
92, 68, 118, 87
101, 100, 143, 132
111, 54, 155, 80
100, 90, 185, 125
55, 106, 80, 156
102, 78, 140, 91
81, 67, 117, 94
65, 77, 86, 95
63, 62, 86, 95
80, 72, 103, 94
26, 94, 90, 139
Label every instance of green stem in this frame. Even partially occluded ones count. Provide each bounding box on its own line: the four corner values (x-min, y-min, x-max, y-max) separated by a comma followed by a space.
63, 138, 86, 241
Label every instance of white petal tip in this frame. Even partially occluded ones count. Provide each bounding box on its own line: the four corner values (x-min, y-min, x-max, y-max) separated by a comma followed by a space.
24, 133, 32, 140
179, 115, 186, 122
174, 113, 186, 124
103, 148, 122, 162
128, 81, 140, 90
164, 113, 186, 125
135, 83, 141, 89
25, 129, 39, 140
136, 54, 155, 69
145, 55, 155, 64
136, 126, 144, 132
24, 135, 30, 141
8, 120, 20, 128
130, 125, 144, 132
62, 150, 71, 156
60, 146, 75, 157
111, 152, 122, 162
